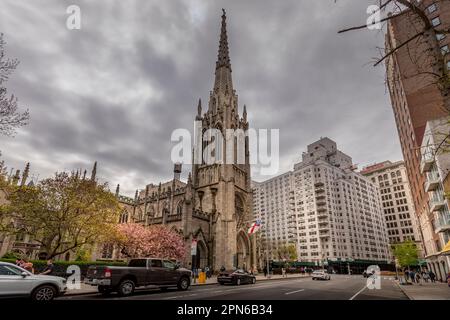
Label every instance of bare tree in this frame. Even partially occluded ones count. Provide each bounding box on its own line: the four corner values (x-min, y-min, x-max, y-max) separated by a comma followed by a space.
0, 33, 29, 136
337, 0, 450, 113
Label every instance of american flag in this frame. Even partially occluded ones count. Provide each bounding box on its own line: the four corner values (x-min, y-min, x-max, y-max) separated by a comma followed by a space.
248, 219, 262, 235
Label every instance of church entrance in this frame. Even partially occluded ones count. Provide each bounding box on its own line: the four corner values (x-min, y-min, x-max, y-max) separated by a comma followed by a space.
192, 240, 208, 270
236, 231, 251, 271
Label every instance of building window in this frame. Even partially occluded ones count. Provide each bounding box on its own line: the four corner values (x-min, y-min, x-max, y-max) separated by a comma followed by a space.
427, 3, 438, 14
441, 45, 449, 55
436, 33, 446, 41
431, 17, 441, 27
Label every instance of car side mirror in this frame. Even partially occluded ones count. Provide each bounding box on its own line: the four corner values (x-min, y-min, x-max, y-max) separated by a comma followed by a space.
21, 271, 29, 278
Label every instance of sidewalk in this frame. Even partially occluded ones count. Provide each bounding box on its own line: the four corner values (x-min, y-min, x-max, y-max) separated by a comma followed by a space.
396, 281, 450, 300
65, 273, 310, 297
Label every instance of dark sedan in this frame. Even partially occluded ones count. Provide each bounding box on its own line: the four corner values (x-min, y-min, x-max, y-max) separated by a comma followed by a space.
217, 269, 256, 285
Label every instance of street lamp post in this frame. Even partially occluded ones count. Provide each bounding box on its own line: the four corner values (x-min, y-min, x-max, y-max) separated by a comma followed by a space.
265, 217, 270, 279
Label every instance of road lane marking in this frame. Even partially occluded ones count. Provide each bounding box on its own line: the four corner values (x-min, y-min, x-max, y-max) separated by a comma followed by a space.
285, 289, 305, 295
349, 286, 367, 300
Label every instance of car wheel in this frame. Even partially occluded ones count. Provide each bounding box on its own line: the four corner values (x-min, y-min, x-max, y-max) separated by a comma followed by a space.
160, 287, 168, 292
177, 277, 190, 291
218, 282, 224, 285
32, 285, 57, 301
98, 286, 113, 296
312, 278, 315, 280
117, 279, 135, 297
252, 277, 256, 284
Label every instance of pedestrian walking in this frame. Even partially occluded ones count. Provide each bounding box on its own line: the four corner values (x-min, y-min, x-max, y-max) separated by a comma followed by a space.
404, 270, 409, 284
263, 265, 267, 277
415, 272, 422, 285
422, 271, 429, 283
205, 266, 211, 279
409, 270, 415, 283
220, 265, 225, 273
281, 267, 286, 278
429, 270, 436, 283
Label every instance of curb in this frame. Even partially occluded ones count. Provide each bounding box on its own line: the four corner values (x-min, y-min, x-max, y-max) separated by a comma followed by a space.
393, 280, 413, 300
63, 275, 311, 297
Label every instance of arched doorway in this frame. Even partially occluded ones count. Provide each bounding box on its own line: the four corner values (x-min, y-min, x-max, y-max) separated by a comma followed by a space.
193, 240, 208, 270
236, 231, 250, 271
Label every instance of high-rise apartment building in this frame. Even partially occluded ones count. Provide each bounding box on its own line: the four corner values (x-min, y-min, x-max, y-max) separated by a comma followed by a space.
361, 161, 423, 252
385, 0, 450, 272
253, 138, 390, 268
420, 117, 450, 280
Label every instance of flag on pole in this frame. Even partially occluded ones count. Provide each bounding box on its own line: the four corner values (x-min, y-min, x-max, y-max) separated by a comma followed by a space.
248, 219, 262, 235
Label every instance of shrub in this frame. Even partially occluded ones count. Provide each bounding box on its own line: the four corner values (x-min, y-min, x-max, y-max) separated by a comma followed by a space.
0, 259, 127, 278
1, 252, 19, 259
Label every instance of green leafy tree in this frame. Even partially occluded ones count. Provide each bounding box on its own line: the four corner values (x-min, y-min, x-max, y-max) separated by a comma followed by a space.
391, 240, 419, 269
277, 244, 298, 261
0, 172, 121, 259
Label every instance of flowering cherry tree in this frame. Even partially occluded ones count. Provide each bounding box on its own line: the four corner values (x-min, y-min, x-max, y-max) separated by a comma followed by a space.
114, 223, 185, 260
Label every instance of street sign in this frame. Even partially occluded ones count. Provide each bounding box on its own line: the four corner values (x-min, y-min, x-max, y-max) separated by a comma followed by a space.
191, 238, 197, 256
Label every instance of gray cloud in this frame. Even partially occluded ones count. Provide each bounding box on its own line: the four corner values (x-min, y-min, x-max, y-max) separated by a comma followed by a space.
0, 0, 402, 195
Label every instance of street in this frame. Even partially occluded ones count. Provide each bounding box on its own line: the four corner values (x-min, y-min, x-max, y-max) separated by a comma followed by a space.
58, 275, 409, 300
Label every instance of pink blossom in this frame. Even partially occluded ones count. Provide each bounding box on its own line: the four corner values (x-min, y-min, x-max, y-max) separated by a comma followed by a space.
114, 223, 185, 260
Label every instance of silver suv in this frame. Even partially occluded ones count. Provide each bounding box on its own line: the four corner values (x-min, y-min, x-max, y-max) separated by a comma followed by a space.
0, 262, 67, 300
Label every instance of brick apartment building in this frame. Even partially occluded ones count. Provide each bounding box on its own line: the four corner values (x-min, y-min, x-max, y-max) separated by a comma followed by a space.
385, 0, 450, 279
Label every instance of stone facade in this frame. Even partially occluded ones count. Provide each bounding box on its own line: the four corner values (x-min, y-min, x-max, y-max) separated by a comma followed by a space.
94, 10, 256, 272
361, 161, 424, 255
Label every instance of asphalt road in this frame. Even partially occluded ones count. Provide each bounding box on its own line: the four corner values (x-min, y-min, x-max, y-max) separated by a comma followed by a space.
58, 275, 409, 300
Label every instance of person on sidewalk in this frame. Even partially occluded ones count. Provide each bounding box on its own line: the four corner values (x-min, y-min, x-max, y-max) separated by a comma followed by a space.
422, 270, 429, 283
263, 265, 267, 278
403, 270, 409, 284
22, 258, 34, 274
281, 267, 286, 278
409, 270, 416, 283
429, 270, 436, 283
39, 259, 54, 275
205, 266, 210, 279
415, 271, 422, 285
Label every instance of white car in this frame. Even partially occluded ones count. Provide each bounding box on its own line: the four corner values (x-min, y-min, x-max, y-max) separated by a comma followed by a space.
0, 262, 67, 301
311, 269, 331, 280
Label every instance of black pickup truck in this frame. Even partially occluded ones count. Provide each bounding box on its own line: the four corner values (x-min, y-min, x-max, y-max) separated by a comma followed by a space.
85, 258, 192, 296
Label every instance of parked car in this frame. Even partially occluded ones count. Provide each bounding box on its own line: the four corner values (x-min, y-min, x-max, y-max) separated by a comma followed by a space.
85, 258, 192, 296
0, 262, 67, 301
217, 269, 256, 285
311, 269, 331, 280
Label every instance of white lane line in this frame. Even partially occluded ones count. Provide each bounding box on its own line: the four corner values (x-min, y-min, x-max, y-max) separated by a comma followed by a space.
163, 293, 197, 300
349, 286, 367, 300
285, 289, 305, 295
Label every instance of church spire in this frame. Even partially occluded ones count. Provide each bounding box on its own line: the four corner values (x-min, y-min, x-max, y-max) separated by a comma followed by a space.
21, 162, 30, 186
90, 161, 97, 181
213, 9, 233, 95
216, 9, 231, 71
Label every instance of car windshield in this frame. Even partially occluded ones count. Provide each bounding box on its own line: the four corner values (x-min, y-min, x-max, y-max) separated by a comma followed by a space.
0, 264, 28, 276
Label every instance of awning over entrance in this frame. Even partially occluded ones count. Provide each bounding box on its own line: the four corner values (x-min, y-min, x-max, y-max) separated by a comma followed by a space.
441, 241, 450, 255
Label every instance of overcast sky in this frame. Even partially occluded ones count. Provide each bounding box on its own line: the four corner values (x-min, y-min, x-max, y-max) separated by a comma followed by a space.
0, 0, 402, 196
